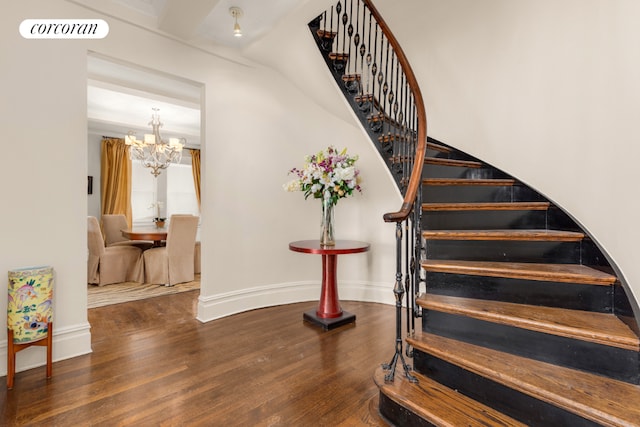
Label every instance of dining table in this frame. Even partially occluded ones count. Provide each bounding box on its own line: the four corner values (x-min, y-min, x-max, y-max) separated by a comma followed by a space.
121, 228, 167, 247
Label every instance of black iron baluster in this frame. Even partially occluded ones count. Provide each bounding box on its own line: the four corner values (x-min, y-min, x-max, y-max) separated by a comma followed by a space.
344, 1, 359, 94
369, 23, 381, 132
382, 222, 418, 383
336, 2, 347, 53
404, 217, 411, 341
334, 2, 339, 48
366, 11, 372, 97
346, 0, 352, 76
356, 1, 365, 97
331, 2, 347, 72
318, 10, 333, 52
357, 9, 372, 113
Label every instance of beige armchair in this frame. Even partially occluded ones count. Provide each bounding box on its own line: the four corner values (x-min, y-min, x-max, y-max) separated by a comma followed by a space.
144, 215, 199, 286
102, 214, 154, 250
88, 216, 145, 286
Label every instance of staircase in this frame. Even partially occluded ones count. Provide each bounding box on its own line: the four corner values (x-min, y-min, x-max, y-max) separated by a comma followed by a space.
309, 1, 640, 425
377, 141, 640, 426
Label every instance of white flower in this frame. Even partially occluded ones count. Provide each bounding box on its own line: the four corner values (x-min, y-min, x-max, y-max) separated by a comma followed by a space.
335, 166, 355, 182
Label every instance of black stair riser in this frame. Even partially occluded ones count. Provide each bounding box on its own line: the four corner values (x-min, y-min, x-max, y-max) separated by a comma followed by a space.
413, 351, 601, 427
424, 148, 450, 159
547, 205, 583, 232
425, 240, 582, 264
422, 310, 640, 384
427, 137, 484, 162
581, 238, 616, 268
425, 148, 471, 161
424, 272, 613, 312
423, 184, 543, 203
378, 393, 434, 427
423, 165, 506, 179
422, 210, 547, 230
616, 283, 640, 336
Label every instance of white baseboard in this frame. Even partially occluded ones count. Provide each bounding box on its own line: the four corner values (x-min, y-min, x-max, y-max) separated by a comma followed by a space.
196, 280, 395, 323
0, 322, 92, 377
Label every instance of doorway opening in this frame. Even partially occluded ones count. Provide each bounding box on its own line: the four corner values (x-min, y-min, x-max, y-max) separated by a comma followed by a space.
86, 52, 204, 308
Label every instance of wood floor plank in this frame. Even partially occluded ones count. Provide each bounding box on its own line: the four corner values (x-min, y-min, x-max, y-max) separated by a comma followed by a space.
1, 291, 395, 426
421, 259, 618, 285
408, 332, 640, 427
418, 294, 639, 351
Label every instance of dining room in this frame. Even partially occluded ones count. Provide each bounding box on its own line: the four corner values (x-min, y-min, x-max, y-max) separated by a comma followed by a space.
86, 53, 203, 306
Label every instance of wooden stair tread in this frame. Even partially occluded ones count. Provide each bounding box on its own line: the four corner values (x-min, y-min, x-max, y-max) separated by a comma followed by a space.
422, 202, 550, 211
328, 52, 348, 61
316, 29, 336, 39
425, 157, 483, 168
342, 74, 361, 82
426, 141, 451, 153
418, 294, 639, 351
378, 134, 409, 144
374, 366, 527, 427
422, 229, 585, 241
424, 178, 517, 186
368, 113, 403, 128
421, 259, 617, 285
408, 332, 640, 427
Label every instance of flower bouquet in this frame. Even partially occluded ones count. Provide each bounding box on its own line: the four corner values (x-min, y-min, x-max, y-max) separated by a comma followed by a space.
149, 202, 166, 227
284, 146, 362, 245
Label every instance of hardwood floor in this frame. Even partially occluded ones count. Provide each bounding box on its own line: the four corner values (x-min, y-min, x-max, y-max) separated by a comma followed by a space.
1, 291, 395, 426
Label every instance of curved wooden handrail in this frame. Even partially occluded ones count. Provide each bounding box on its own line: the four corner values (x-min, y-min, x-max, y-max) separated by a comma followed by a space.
361, 0, 427, 223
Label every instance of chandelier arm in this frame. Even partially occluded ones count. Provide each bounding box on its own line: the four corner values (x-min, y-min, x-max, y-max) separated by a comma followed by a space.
125, 108, 185, 176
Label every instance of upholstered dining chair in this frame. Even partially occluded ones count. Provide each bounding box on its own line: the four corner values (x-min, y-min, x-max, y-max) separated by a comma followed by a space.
88, 216, 145, 286
144, 215, 199, 286
101, 214, 154, 250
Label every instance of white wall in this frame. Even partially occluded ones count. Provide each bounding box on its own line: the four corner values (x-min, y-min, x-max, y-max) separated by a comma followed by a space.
0, 0, 398, 375
368, 0, 640, 308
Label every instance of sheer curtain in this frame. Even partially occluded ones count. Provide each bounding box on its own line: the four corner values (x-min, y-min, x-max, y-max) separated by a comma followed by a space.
190, 148, 201, 209
101, 137, 133, 227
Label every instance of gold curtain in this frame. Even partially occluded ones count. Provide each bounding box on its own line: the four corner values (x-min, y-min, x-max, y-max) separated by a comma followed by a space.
190, 148, 201, 209
101, 137, 133, 227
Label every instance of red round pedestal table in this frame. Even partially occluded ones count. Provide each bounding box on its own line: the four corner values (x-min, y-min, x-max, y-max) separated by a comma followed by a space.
289, 240, 370, 330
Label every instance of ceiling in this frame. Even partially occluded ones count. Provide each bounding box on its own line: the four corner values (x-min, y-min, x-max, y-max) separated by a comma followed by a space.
86, 0, 303, 147
109, 0, 302, 48
88, 53, 203, 146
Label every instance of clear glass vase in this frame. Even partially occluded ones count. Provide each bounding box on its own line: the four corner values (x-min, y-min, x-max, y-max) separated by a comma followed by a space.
320, 198, 335, 246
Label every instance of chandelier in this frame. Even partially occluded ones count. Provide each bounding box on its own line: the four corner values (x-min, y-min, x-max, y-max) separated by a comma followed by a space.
124, 108, 185, 177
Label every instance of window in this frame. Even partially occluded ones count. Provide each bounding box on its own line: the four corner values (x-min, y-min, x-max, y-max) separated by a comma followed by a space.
167, 164, 199, 218
131, 160, 158, 225
131, 156, 199, 227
